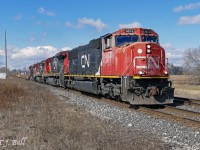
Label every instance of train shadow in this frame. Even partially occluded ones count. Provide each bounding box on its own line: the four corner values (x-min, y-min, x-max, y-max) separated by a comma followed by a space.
80, 92, 103, 99
168, 101, 185, 107
130, 103, 182, 110
130, 105, 166, 110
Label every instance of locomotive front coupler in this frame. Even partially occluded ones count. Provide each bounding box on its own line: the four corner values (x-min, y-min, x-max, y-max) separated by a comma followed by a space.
145, 86, 159, 97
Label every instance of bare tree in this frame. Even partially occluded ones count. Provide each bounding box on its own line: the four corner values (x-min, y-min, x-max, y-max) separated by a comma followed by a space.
168, 63, 183, 75
183, 47, 200, 84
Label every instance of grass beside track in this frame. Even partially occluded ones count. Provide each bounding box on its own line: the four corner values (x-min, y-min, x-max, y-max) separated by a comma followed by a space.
170, 75, 200, 99
0, 77, 168, 150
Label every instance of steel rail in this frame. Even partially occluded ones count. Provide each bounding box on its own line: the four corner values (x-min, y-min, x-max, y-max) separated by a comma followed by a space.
174, 99, 200, 107
164, 105, 200, 117
138, 107, 200, 129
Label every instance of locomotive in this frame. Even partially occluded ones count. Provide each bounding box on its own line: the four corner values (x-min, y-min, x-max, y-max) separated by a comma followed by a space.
29, 28, 174, 105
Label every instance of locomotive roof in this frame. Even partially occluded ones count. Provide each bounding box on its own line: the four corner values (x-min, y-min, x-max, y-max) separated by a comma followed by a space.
69, 37, 101, 52
112, 28, 158, 36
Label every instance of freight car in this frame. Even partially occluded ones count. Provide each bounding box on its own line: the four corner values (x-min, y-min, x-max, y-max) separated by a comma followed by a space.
30, 28, 174, 105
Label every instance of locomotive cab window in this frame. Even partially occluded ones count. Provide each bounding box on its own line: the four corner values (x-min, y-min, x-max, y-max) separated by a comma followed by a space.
104, 36, 112, 49
115, 35, 139, 47
142, 35, 159, 44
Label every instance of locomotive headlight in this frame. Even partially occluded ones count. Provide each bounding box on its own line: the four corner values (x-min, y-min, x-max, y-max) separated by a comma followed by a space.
146, 49, 151, 53
137, 49, 142, 54
163, 70, 168, 75
146, 44, 151, 49
138, 70, 143, 75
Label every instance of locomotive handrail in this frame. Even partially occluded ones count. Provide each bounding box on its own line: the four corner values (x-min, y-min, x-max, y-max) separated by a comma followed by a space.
133, 56, 147, 75
122, 47, 133, 76
165, 58, 168, 70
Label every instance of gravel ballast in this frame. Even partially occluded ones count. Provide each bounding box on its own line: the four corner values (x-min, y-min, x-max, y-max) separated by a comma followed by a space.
46, 85, 200, 150
176, 105, 200, 114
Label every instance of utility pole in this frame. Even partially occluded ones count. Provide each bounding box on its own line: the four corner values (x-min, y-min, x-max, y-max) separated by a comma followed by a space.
5, 30, 7, 79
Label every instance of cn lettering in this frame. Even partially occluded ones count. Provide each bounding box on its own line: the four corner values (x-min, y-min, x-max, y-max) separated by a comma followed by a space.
148, 56, 159, 69
81, 54, 90, 68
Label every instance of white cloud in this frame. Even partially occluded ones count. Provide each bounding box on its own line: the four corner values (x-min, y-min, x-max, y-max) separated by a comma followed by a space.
0, 50, 5, 56
61, 47, 71, 51
161, 43, 184, 66
161, 43, 174, 50
65, 21, 72, 27
178, 14, 200, 25
78, 18, 108, 31
3, 45, 72, 69
46, 11, 55, 16
38, 7, 45, 13
173, 2, 200, 12
0, 48, 6, 67
66, 18, 107, 32
14, 13, 22, 21
4, 46, 57, 69
119, 21, 141, 28
11, 46, 57, 59
38, 7, 56, 16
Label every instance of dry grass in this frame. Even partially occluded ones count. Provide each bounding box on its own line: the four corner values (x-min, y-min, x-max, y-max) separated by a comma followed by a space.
170, 75, 200, 98
0, 77, 169, 150
170, 75, 196, 85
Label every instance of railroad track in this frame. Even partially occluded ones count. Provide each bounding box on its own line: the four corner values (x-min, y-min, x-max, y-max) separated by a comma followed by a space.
174, 97, 200, 107
164, 105, 200, 118
137, 107, 200, 129
60, 94, 200, 130
175, 96, 200, 103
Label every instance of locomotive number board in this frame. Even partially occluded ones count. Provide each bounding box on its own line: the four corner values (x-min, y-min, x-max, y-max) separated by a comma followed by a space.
144, 29, 151, 34
125, 29, 135, 33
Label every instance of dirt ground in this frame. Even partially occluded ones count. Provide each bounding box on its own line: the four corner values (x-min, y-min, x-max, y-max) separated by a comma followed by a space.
0, 77, 168, 150
170, 75, 200, 99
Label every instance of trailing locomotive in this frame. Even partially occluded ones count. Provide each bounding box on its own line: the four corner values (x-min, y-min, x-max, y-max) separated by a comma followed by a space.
29, 28, 174, 105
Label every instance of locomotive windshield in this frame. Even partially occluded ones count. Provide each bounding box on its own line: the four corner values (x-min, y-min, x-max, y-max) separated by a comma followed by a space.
142, 35, 159, 44
115, 35, 139, 46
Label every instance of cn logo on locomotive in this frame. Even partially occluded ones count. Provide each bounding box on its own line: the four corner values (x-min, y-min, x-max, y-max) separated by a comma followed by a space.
134, 56, 160, 69
148, 56, 160, 69
81, 54, 90, 68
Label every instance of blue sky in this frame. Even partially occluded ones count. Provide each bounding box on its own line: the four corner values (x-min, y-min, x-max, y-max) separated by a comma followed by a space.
0, 0, 200, 69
